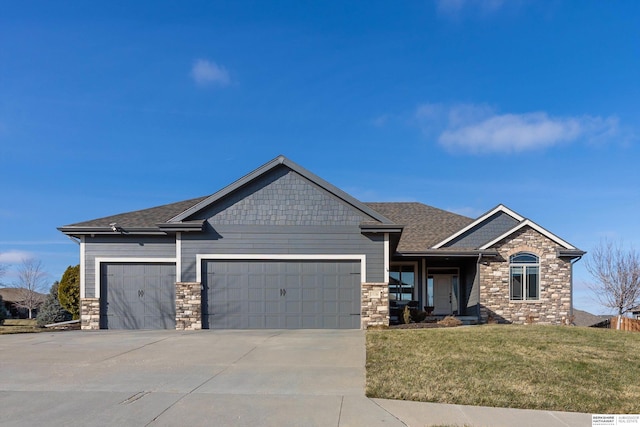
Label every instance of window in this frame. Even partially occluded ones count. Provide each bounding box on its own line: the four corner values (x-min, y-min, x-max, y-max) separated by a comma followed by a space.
389, 265, 415, 301
510, 253, 539, 301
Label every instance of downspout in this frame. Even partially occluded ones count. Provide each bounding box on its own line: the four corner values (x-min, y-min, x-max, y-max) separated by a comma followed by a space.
569, 256, 582, 325
476, 253, 483, 320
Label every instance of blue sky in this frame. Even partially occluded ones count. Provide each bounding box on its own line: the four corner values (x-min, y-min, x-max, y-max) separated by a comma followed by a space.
1, 1, 638, 314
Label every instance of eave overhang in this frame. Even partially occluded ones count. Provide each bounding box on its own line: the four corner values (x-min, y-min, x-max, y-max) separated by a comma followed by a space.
57, 227, 167, 236
395, 249, 500, 258
557, 249, 586, 259
57, 221, 205, 236
359, 223, 404, 233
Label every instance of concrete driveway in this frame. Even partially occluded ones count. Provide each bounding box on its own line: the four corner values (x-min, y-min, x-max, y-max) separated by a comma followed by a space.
0, 329, 402, 426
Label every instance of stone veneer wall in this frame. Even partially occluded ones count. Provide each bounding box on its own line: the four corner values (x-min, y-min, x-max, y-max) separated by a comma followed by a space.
80, 298, 100, 330
175, 282, 202, 330
479, 226, 572, 325
361, 282, 389, 328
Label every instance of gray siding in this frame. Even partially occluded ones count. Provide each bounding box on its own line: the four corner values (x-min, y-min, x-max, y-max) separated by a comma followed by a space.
181, 226, 385, 283
191, 167, 371, 226
446, 212, 519, 249
180, 166, 385, 283
83, 235, 176, 298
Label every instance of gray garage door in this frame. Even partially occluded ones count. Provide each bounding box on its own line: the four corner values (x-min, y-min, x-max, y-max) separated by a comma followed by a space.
100, 263, 176, 329
202, 260, 361, 329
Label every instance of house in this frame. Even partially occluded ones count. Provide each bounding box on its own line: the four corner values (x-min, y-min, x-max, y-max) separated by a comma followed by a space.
0, 287, 46, 319
632, 307, 640, 320
58, 155, 585, 330
571, 308, 610, 327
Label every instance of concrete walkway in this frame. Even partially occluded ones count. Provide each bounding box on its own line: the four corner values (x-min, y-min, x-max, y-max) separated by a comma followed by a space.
0, 330, 592, 426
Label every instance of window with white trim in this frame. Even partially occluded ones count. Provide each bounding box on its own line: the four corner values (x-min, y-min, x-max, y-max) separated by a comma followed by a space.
509, 252, 539, 301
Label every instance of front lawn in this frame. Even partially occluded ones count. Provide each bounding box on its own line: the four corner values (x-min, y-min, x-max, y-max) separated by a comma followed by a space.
366, 325, 640, 414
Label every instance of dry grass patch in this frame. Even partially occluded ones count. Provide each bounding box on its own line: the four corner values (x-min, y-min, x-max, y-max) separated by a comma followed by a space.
366, 325, 640, 413
0, 319, 42, 334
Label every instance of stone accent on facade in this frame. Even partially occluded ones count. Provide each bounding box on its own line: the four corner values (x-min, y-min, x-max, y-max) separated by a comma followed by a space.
479, 226, 572, 325
361, 282, 389, 328
175, 282, 202, 330
80, 298, 100, 330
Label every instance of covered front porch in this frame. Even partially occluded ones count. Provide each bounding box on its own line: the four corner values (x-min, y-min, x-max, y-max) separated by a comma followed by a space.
388, 253, 488, 325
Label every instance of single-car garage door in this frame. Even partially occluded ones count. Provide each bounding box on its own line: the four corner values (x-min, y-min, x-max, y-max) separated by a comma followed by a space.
202, 260, 361, 329
100, 263, 176, 329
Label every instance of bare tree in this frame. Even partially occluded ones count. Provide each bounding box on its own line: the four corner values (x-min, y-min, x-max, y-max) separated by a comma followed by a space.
11, 258, 48, 319
585, 239, 640, 329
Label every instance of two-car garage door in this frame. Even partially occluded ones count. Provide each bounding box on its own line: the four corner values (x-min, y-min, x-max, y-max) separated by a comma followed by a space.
203, 260, 361, 329
99, 260, 361, 329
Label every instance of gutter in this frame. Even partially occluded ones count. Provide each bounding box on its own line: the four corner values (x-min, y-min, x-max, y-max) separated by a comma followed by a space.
396, 250, 500, 258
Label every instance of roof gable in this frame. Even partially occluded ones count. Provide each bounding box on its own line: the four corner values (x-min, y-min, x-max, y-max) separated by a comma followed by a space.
440, 210, 521, 249
432, 204, 524, 249
191, 165, 374, 226
478, 219, 577, 250
171, 155, 394, 225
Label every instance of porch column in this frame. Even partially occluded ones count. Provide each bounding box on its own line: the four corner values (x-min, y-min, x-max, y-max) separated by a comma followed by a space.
361, 282, 389, 328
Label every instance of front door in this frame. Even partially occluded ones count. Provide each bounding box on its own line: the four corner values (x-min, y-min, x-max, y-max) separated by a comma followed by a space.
433, 275, 458, 316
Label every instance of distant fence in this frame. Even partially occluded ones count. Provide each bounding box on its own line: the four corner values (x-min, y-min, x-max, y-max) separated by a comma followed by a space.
592, 317, 640, 332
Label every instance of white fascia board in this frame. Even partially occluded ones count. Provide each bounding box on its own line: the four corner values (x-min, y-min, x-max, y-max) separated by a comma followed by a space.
384, 233, 390, 283
80, 236, 86, 299
432, 204, 525, 249
176, 232, 182, 283
94, 257, 177, 301
478, 219, 576, 250
196, 254, 367, 283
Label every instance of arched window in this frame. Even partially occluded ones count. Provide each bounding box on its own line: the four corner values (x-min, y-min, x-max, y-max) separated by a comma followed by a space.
509, 252, 539, 301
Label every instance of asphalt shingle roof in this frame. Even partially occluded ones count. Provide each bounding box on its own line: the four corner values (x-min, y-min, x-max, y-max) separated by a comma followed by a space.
62, 196, 209, 229
61, 197, 474, 254
365, 202, 474, 252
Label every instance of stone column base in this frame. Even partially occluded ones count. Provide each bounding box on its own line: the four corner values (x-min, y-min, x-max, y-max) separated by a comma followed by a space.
80, 298, 100, 330
361, 283, 389, 329
175, 282, 202, 330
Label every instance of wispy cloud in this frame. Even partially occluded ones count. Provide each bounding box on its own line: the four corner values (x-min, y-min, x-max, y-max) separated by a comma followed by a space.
0, 250, 33, 264
436, 0, 509, 17
190, 59, 231, 87
414, 103, 619, 154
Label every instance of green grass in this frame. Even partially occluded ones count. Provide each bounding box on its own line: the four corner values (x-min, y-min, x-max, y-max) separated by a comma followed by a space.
0, 318, 42, 334
366, 325, 640, 414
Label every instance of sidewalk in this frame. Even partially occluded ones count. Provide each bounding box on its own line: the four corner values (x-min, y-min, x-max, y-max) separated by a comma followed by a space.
374, 398, 592, 427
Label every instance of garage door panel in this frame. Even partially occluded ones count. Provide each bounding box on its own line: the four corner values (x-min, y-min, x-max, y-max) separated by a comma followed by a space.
203, 260, 361, 329
101, 263, 175, 330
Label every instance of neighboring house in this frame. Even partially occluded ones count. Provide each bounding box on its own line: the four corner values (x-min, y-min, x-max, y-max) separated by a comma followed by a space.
58, 155, 585, 330
632, 307, 640, 320
0, 288, 45, 319
572, 309, 610, 327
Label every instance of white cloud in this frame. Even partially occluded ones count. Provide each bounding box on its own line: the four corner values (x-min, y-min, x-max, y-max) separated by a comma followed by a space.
415, 103, 619, 154
436, 0, 508, 16
191, 59, 231, 87
0, 250, 33, 264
